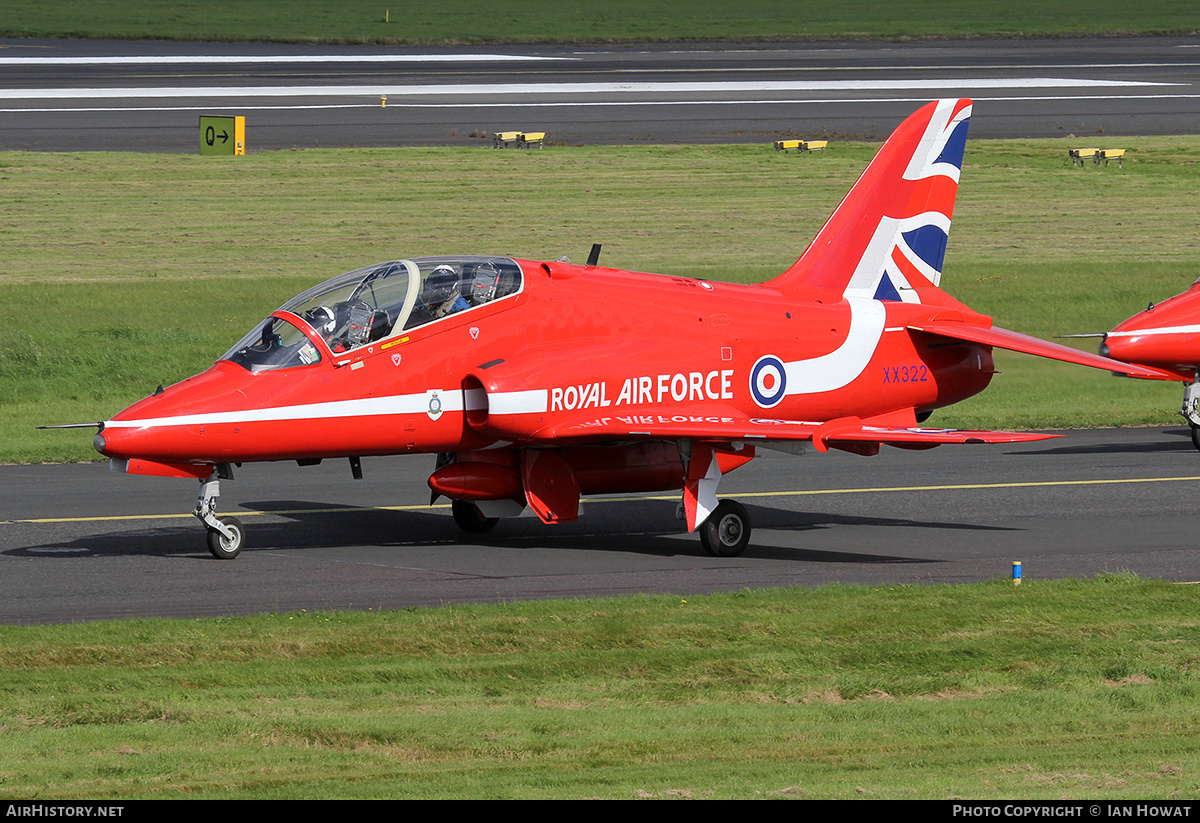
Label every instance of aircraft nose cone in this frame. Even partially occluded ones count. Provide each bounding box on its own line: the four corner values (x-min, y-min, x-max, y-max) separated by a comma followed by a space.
1098, 338, 1111, 359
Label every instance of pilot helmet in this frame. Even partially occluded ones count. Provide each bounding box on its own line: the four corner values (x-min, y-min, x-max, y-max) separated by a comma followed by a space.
424, 264, 460, 303
306, 305, 336, 336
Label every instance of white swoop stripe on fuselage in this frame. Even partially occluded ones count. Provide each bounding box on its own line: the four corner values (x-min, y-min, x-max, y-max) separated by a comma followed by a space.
104, 389, 551, 429
783, 298, 888, 396
486, 389, 550, 415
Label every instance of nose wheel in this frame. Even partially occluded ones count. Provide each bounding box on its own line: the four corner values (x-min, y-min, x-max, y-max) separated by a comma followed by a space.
206, 516, 246, 559
699, 499, 751, 557
195, 475, 246, 559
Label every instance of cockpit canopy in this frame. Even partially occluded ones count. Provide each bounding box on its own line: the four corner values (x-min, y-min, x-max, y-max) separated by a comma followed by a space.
223, 256, 523, 371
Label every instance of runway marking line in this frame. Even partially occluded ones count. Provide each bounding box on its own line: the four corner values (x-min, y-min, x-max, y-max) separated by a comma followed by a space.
0, 77, 1179, 103
10, 474, 1200, 525
11, 94, 1200, 116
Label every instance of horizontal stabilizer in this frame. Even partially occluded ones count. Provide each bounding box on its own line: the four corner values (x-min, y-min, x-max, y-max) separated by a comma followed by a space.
910, 322, 1181, 381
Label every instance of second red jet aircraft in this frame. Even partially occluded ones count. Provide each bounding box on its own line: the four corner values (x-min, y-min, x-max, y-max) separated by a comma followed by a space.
1081, 282, 1200, 446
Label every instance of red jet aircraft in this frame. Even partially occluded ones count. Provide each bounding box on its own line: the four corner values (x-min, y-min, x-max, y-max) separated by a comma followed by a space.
89, 98, 1172, 559
1081, 282, 1200, 447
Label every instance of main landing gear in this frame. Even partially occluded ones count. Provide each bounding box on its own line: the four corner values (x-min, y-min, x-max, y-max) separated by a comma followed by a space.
435, 442, 757, 556
445, 495, 753, 555
195, 475, 246, 559
451, 499, 499, 533
698, 500, 751, 557
683, 440, 754, 557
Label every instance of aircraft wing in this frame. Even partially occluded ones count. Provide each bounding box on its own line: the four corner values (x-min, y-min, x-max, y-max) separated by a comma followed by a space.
910, 321, 1182, 380
525, 406, 1059, 452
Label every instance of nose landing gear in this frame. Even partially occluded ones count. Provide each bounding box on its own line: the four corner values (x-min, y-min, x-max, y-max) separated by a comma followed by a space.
195, 474, 246, 559
1181, 380, 1200, 452
206, 515, 246, 559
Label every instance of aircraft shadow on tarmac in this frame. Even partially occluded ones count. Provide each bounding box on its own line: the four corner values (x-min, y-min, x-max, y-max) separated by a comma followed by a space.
8, 498, 1015, 567
1008, 428, 1195, 457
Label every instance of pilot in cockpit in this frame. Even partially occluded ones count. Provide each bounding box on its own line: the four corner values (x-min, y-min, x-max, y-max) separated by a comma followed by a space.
421, 265, 470, 317
303, 304, 364, 353
304, 304, 351, 352
305, 306, 337, 339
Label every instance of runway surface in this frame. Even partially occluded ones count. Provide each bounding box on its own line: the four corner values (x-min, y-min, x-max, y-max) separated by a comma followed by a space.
4, 427, 1200, 624
3, 35, 1200, 150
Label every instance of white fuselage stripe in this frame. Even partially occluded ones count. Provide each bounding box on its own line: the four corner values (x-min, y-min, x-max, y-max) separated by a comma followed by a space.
105, 393, 446, 428
1109, 325, 1200, 337
104, 388, 549, 428
488, 389, 550, 415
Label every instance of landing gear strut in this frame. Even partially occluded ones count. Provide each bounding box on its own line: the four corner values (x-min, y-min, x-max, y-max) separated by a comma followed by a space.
1182, 380, 1200, 453
195, 475, 246, 559
680, 439, 755, 557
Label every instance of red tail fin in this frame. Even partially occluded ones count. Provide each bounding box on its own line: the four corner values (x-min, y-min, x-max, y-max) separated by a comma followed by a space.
767, 98, 972, 304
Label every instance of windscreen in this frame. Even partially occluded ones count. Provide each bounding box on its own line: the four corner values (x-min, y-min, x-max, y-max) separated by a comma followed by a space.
222, 315, 323, 372
220, 257, 522, 370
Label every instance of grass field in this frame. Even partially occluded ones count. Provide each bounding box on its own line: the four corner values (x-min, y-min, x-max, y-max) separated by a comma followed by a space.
2, 577, 1199, 799
4, 137, 1195, 463
1, 0, 1198, 43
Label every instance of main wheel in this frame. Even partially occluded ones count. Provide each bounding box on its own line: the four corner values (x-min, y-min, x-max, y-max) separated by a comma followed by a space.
1191, 424, 1200, 452
699, 500, 751, 557
451, 500, 499, 533
206, 516, 246, 560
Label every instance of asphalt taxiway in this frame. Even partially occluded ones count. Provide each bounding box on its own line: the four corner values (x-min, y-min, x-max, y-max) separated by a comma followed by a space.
4, 427, 1199, 624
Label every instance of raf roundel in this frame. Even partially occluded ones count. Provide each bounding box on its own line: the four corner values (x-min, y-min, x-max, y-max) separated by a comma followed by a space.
749, 355, 787, 408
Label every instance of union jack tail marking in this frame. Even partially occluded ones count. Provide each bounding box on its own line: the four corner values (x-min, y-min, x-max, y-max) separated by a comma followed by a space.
767, 98, 972, 303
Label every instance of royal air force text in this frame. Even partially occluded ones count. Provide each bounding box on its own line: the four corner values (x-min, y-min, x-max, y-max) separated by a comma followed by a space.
550, 371, 734, 413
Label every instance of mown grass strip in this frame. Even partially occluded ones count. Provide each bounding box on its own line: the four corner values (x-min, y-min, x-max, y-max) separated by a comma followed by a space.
2, 1, 1198, 43
1, 578, 1198, 798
